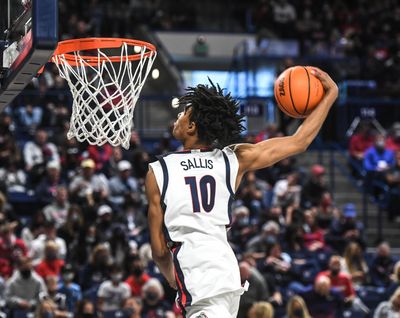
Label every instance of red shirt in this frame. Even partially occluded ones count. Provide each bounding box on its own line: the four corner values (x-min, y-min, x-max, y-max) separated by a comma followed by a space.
303, 229, 326, 250
0, 236, 28, 278
35, 259, 65, 278
125, 273, 151, 296
317, 271, 355, 298
349, 134, 374, 158
386, 137, 400, 152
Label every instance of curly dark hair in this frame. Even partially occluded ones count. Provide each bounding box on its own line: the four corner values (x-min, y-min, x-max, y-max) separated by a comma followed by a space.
179, 79, 245, 148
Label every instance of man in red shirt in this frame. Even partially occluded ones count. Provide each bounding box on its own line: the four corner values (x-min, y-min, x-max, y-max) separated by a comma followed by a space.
317, 255, 355, 302
35, 240, 65, 279
0, 221, 28, 278
125, 256, 151, 296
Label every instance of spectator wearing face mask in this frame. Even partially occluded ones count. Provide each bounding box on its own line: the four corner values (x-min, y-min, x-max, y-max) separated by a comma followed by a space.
75, 299, 96, 318
141, 278, 173, 318
121, 297, 143, 318
125, 256, 151, 297
5, 256, 47, 312
370, 241, 395, 287
364, 134, 395, 194
229, 205, 257, 253
284, 295, 311, 318
245, 221, 280, 259
374, 287, 400, 318
43, 275, 70, 316
35, 240, 65, 279
97, 264, 131, 312
316, 255, 369, 314
58, 264, 82, 313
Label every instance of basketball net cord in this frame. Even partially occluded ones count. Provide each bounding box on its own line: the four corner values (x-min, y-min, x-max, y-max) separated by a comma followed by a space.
52, 43, 156, 149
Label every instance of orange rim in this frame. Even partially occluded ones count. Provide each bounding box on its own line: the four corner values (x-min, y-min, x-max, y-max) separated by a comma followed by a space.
52, 38, 156, 66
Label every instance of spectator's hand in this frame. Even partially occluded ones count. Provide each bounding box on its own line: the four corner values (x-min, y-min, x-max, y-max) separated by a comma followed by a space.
270, 292, 283, 305
18, 299, 32, 310
309, 241, 323, 251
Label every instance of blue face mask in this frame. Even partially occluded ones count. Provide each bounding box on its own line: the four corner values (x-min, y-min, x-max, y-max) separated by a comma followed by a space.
42, 312, 54, 318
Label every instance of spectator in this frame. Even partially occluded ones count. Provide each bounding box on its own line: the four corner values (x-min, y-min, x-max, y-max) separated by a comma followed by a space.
58, 263, 82, 313
374, 286, 400, 318
342, 241, 369, 286
272, 172, 302, 208
97, 264, 131, 312
75, 299, 96, 318
69, 159, 109, 206
238, 261, 270, 318
79, 244, 111, 292
23, 129, 60, 178
5, 256, 47, 312
364, 133, 395, 193
21, 210, 47, 251
0, 158, 27, 193
141, 278, 173, 318
247, 301, 274, 318
229, 205, 257, 253
386, 150, 400, 221
370, 241, 395, 287
285, 295, 311, 318
317, 255, 356, 304
245, 221, 280, 258
57, 205, 84, 248
87, 144, 113, 171
43, 185, 70, 227
30, 220, 67, 265
192, 35, 209, 57
108, 160, 140, 209
96, 205, 114, 242
348, 121, 375, 168
386, 122, 400, 151
0, 221, 28, 278
271, 0, 297, 38
122, 297, 143, 318
301, 164, 329, 208
326, 203, 365, 254
44, 275, 70, 314
35, 160, 64, 205
125, 255, 152, 297
302, 209, 327, 252
299, 276, 343, 318
35, 240, 65, 279
17, 104, 43, 133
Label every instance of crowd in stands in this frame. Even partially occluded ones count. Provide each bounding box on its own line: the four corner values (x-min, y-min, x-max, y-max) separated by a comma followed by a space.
348, 120, 400, 222
0, 1, 400, 318
1, 88, 400, 317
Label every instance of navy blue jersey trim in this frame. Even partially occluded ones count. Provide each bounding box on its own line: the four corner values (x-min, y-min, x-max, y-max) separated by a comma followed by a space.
156, 156, 169, 203
222, 152, 235, 196
173, 245, 192, 308
156, 148, 215, 158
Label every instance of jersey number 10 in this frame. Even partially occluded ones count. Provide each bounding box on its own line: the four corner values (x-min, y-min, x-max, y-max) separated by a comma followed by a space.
185, 175, 216, 213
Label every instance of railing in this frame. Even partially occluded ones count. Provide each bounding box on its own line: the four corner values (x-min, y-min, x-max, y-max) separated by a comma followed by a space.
317, 143, 387, 243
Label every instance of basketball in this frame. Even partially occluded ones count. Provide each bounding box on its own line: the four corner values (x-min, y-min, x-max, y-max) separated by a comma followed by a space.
274, 66, 324, 118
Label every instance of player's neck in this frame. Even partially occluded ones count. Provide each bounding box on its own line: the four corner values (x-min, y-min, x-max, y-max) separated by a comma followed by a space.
182, 138, 210, 151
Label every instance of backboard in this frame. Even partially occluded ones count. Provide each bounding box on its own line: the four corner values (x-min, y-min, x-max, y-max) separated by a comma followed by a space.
0, 0, 58, 111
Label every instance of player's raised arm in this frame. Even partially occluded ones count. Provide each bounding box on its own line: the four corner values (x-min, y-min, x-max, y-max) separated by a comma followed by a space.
235, 68, 338, 177
145, 168, 177, 289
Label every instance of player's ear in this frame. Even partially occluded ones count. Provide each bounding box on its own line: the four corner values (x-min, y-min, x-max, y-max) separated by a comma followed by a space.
187, 121, 197, 135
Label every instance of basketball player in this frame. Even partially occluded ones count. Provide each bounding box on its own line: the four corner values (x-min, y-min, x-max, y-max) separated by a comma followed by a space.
146, 68, 338, 318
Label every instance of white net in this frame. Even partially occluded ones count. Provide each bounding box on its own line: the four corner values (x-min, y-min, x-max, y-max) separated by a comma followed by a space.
52, 42, 156, 149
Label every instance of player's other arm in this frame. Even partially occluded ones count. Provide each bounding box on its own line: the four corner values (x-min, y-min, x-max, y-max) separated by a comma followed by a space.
236, 68, 338, 175
145, 168, 177, 289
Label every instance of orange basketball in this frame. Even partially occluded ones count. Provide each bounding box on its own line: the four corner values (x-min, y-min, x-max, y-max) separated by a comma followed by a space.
274, 66, 324, 118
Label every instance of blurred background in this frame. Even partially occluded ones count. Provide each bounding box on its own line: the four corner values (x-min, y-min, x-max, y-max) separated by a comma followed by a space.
1, 0, 400, 317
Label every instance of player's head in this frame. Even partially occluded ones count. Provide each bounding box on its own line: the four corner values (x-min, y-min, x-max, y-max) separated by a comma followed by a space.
174, 80, 244, 148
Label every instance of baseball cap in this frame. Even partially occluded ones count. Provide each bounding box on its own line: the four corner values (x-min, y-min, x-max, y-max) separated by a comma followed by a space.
311, 164, 325, 176
46, 160, 60, 170
343, 203, 357, 218
97, 205, 112, 216
81, 159, 95, 169
118, 160, 132, 171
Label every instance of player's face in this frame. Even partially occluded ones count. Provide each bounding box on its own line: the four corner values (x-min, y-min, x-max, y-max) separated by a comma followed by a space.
172, 106, 192, 141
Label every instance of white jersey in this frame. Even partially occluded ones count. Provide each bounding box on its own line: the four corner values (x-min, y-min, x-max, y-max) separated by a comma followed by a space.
149, 147, 243, 309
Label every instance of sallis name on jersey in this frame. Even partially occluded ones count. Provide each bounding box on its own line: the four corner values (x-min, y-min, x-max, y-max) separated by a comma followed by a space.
180, 158, 214, 170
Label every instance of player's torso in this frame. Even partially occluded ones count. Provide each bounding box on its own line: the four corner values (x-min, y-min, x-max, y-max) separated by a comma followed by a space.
154, 148, 236, 243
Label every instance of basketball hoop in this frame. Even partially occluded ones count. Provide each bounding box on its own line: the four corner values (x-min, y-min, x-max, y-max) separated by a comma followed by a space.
51, 38, 157, 149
